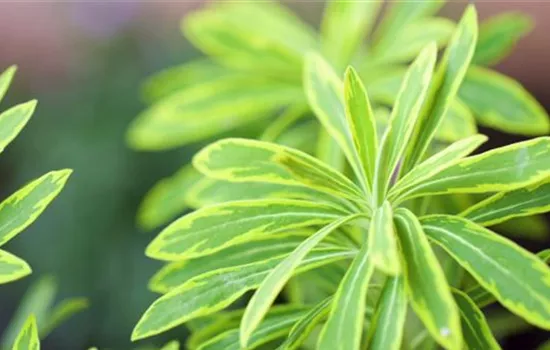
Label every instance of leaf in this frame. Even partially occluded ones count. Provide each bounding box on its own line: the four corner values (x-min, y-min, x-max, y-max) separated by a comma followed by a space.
146, 199, 348, 261
0, 170, 72, 247
436, 99, 477, 142
422, 215, 550, 330
240, 215, 361, 347
459, 66, 550, 135
403, 6, 478, 173
0, 65, 16, 102
280, 297, 333, 350
374, 43, 436, 202
194, 138, 364, 202
461, 178, 550, 227
160, 341, 180, 350
199, 307, 308, 350
320, 0, 381, 69
0, 101, 36, 154
366, 277, 407, 350
40, 298, 89, 338
453, 290, 501, 350
127, 78, 302, 150
344, 67, 378, 186
260, 104, 308, 142
368, 201, 400, 275
474, 12, 533, 66
394, 208, 461, 350
399, 137, 550, 201
390, 134, 487, 202
0, 250, 31, 285
12, 315, 39, 350
304, 54, 370, 193
132, 247, 355, 340
317, 239, 374, 350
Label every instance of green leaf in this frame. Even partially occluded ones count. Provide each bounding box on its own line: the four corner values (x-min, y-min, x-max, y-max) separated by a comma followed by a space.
127, 77, 302, 150
461, 178, 550, 227
0, 101, 36, 154
390, 134, 487, 202
459, 66, 550, 135
369, 201, 400, 275
317, 239, 374, 350
132, 247, 354, 340
40, 298, 89, 338
304, 54, 370, 194
160, 341, 180, 350
194, 138, 364, 202
394, 209, 461, 350
0, 170, 72, 247
399, 137, 550, 201
366, 277, 407, 350
437, 99, 477, 142
0, 250, 31, 285
403, 5, 478, 173
422, 215, 550, 330
260, 104, 308, 142
0, 65, 16, 103
240, 215, 361, 347
344, 67, 378, 187
280, 297, 333, 350
12, 315, 39, 350
453, 290, 501, 350
146, 199, 348, 261
374, 43, 436, 202
474, 13, 533, 66
320, 0, 381, 69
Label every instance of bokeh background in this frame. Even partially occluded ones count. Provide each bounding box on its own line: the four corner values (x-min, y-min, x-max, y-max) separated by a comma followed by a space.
0, 1, 548, 349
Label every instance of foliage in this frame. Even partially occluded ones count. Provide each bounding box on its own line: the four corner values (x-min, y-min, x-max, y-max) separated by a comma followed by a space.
131, 4, 550, 350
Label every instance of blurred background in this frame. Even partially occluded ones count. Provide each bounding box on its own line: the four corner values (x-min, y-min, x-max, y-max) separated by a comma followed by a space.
0, 1, 548, 349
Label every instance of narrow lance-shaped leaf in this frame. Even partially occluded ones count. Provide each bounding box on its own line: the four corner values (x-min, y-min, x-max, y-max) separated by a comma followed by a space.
0, 101, 36, 154
394, 208, 462, 350
374, 43, 436, 203
366, 277, 407, 350
132, 246, 355, 340
194, 138, 364, 203
317, 240, 374, 350
0, 65, 16, 102
461, 178, 550, 227
0, 170, 72, 247
403, 5, 478, 173
422, 215, 550, 330
40, 298, 89, 338
369, 201, 400, 275
281, 297, 333, 350
399, 137, 550, 201
240, 215, 361, 347
12, 315, 39, 350
453, 290, 501, 350
0, 250, 31, 285
146, 199, 348, 261
390, 134, 487, 202
344, 67, 378, 187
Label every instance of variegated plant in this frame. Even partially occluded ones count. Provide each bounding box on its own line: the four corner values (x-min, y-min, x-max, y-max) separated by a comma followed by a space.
132, 7, 550, 350
0, 66, 71, 286
130, 0, 549, 238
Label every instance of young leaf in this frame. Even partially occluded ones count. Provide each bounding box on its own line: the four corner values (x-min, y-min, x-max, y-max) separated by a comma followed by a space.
0, 101, 37, 154
390, 134, 487, 202
0, 65, 16, 102
459, 66, 550, 135
132, 247, 354, 340
368, 201, 400, 275
320, 0, 381, 69
0, 170, 72, 247
344, 67, 378, 186
403, 5, 478, 173
194, 138, 364, 202
317, 241, 374, 350
474, 12, 533, 66
374, 43, 436, 202
145, 199, 348, 261
366, 277, 407, 350
240, 215, 361, 347
12, 315, 39, 350
422, 215, 550, 330
0, 250, 31, 285
461, 178, 550, 227
453, 290, 501, 350
394, 208, 462, 350
399, 137, 550, 201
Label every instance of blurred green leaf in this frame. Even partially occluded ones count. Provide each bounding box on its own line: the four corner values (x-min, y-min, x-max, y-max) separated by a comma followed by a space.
0, 65, 16, 103
12, 315, 39, 350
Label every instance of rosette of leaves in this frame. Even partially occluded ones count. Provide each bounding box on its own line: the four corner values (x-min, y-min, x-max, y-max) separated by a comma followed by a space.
0, 66, 71, 285
132, 7, 550, 350
130, 0, 549, 237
